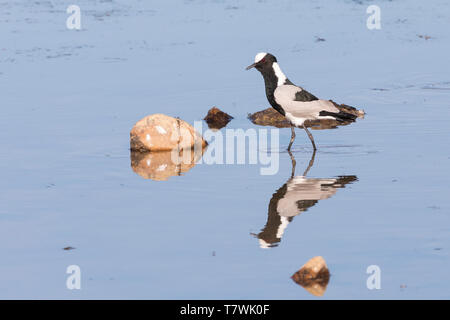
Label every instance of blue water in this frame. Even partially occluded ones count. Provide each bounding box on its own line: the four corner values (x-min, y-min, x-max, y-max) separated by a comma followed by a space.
0, 0, 449, 299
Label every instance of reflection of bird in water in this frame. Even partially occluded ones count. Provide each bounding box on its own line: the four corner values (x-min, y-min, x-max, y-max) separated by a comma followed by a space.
254, 151, 357, 248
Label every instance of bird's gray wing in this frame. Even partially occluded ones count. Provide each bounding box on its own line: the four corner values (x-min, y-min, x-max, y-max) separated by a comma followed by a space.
283, 81, 319, 101
274, 85, 340, 119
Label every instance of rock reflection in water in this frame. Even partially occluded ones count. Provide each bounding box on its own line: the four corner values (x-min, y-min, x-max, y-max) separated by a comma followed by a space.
291, 256, 330, 297
254, 151, 357, 248
130, 146, 205, 181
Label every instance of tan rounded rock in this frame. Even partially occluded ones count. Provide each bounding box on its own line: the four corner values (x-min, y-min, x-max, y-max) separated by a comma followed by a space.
130, 114, 207, 152
300, 256, 328, 277
291, 256, 330, 297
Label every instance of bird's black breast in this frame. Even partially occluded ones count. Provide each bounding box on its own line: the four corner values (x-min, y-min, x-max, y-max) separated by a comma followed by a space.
261, 69, 286, 116
266, 92, 285, 116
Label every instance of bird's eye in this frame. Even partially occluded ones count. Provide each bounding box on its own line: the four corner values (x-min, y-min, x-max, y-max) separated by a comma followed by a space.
260, 58, 266, 63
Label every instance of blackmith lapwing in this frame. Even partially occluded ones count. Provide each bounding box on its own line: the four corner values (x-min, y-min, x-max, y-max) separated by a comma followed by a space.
253, 151, 357, 248
246, 52, 357, 151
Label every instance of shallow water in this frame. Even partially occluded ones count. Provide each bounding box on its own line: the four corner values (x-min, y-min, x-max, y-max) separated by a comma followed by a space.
0, 0, 449, 299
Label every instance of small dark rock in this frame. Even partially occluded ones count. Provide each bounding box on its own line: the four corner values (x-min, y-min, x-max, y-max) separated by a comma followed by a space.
204, 107, 233, 130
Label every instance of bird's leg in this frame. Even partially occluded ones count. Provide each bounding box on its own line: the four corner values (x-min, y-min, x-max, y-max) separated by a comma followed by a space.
287, 149, 296, 178
302, 149, 316, 177
303, 124, 317, 151
287, 125, 296, 151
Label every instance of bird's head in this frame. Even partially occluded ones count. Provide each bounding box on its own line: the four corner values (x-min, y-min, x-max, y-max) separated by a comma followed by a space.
246, 52, 278, 72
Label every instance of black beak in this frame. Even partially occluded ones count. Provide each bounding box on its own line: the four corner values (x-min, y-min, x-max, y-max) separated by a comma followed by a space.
245, 62, 257, 70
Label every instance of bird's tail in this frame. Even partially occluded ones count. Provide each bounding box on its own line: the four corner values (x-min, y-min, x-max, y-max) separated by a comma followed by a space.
329, 100, 365, 118
319, 110, 357, 122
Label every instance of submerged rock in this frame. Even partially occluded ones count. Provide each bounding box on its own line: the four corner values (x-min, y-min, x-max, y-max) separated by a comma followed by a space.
291, 256, 330, 297
130, 146, 205, 181
248, 107, 290, 128
203, 107, 233, 130
130, 113, 207, 152
248, 102, 364, 130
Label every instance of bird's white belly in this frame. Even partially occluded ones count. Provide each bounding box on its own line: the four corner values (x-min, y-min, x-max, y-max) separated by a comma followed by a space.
285, 112, 306, 127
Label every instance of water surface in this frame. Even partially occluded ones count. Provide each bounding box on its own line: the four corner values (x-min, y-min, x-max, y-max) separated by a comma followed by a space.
0, 0, 449, 299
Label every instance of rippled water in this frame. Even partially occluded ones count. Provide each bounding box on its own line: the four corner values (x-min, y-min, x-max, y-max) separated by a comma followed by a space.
0, 0, 449, 299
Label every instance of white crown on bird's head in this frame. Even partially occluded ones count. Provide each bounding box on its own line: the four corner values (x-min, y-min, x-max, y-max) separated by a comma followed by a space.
254, 52, 268, 63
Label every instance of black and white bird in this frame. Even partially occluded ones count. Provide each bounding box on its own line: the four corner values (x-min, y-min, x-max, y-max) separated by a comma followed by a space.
246, 52, 358, 151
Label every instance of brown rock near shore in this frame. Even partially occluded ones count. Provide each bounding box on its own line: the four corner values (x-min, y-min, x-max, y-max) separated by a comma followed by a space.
248, 107, 290, 128
130, 114, 207, 152
203, 107, 233, 130
291, 256, 330, 297
248, 101, 364, 130
130, 146, 205, 181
